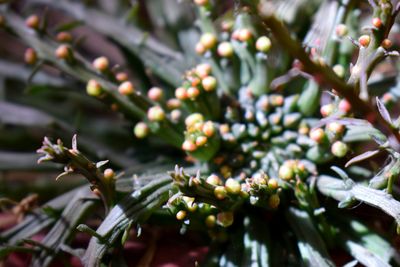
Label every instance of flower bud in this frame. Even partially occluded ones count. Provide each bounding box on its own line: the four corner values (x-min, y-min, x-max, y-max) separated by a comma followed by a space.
338, 99, 351, 113
55, 45, 72, 60
335, 24, 348, 37
25, 15, 40, 29
268, 194, 280, 209
195, 63, 212, 78
320, 104, 334, 117
185, 113, 204, 127
205, 215, 216, 228
195, 136, 207, 147
214, 186, 227, 199
175, 87, 188, 100
221, 20, 234, 32
372, 17, 382, 28
225, 178, 241, 194
176, 210, 187, 220
56, 31, 73, 43
86, 79, 102, 96
202, 121, 216, 137
182, 140, 197, 152
24, 48, 37, 65
255, 36, 271, 53
118, 81, 134, 95
116, 72, 128, 82
134, 122, 149, 138
279, 164, 294, 181
167, 98, 181, 109
187, 87, 200, 99
200, 33, 218, 50
217, 211, 234, 227
217, 42, 234, 57
195, 42, 206, 55
194, 0, 208, 6
309, 128, 326, 143
148, 87, 163, 101
331, 141, 348, 158
382, 39, 392, 49
238, 28, 252, 42
327, 122, 344, 135
333, 64, 345, 78
103, 168, 115, 180
93, 56, 109, 72
206, 174, 221, 185
358, 35, 370, 47
170, 109, 182, 122
268, 179, 279, 190
202, 76, 217, 91
147, 106, 165, 121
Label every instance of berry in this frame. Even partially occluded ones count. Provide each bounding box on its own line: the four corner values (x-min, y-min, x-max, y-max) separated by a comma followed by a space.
147, 87, 163, 101
200, 33, 218, 50
331, 141, 349, 158
25, 15, 40, 29
93, 56, 109, 72
255, 36, 272, 53
217, 42, 234, 57
176, 210, 187, 220
147, 106, 165, 121
24, 48, 37, 65
206, 174, 221, 185
103, 168, 115, 180
118, 81, 134, 95
202, 76, 217, 91
86, 79, 102, 96
134, 122, 149, 138
358, 35, 371, 47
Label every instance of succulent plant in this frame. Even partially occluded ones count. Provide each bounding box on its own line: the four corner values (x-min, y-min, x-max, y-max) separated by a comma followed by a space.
1, 0, 400, 266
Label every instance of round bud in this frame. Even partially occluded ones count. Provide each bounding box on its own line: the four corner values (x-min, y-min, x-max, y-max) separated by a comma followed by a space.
118, 81, 134, 95
56, 31, 72, 43
225, 178, 241, 194
333, 64, 345, 78
320, 104, 334, 117
217, 212, 234, 227
195, 136, 207, 147
167, 98, 181, 109
338, 99, 351, 113
202, 76, 217, 91
221, 20, 234, 32
335, 24, 348, 37
148, 87, 163, 101
217, 42, 234, 57
327, 122, 345, 135
238, 28, 252, 42
256, 36, 272, 53
382, 39, 392, 49
170, 109, 182, 122
185, 113, 204, 127
207, 174, 221, 185
24, 48, 37, 65
310, 128, 326, 143
372, 17, 382, 28
268, 179, 279, 190
25, 15, 40, 29
214, 186, 227, 200
116, 72, 128, 82
205, 215, 216, 228
358, 35, 371, 47
195, 63, 212, 78
200, 33, 218, 50
202, 121, 215, 137
182, 140, 197, 152
279, 164, 294, 181
194, 0, 208, 6
195, 42, 206, 55
86, 79, 102, 96
176, 210, 187, 220
331, 141, 349, 158
93, 56, 109, 72
187, 87, 200, 99
268, 194, 280, 209
134, 122, 149, 138
175, 87, 188, 100
103, 168, 115, 180
55, 45, 71, 60
147, 106, 165, 121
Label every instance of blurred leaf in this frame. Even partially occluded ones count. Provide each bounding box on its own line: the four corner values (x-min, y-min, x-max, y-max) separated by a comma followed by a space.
376, 97, 392, 125
345, 150, 381, 167
55, 20, 84, 32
